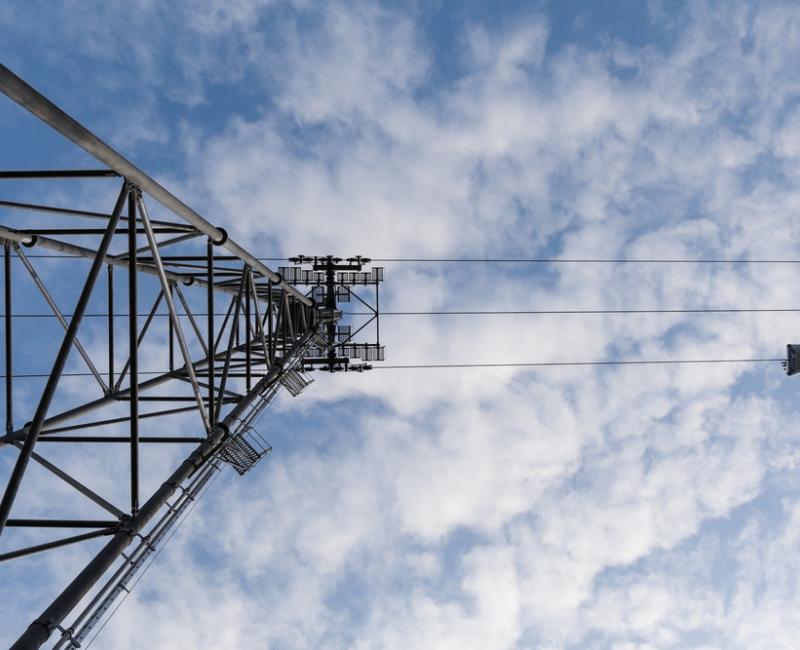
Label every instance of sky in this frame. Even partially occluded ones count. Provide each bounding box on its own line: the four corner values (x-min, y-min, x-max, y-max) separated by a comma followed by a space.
3, 0, 800, 648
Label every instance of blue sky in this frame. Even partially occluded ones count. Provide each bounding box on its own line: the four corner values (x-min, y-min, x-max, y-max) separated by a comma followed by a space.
3, 0, 800, 648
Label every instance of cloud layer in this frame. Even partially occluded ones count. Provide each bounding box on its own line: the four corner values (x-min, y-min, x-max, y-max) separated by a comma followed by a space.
3, 0, 800, 648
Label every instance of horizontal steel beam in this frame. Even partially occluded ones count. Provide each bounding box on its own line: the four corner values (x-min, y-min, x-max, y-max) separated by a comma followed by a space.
0, 199, 192, 229
18, 228, 189, 235
5, 519, 117, 528
39, 406, 199, 434
0, 64, 311, 306
0, 334, 285, 445
0, 530, 113, 563
0, 225, 290, 305
0, 170, 118, 179
37, 436, 205, 443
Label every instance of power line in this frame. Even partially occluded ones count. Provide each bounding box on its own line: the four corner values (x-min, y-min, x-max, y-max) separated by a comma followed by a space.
13, 255, 800, 264
0, 313, 231, 319
363, 258, 800, 264
2, 307, 798, 319
0, 371, 168, 379
374, 358, 783, 369
346, 308, 800, 316
0, 358, 783, 377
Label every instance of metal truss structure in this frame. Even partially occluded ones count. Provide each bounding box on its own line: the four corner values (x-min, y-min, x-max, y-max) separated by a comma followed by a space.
0, 65, 383, 648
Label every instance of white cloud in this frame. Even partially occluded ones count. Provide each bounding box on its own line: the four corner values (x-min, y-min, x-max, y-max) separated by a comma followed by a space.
270, 2, 429, 124
5, 1, 800, 648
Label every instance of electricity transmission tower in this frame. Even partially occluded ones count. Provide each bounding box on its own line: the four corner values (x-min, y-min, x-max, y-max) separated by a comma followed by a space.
0, 65, 383, 648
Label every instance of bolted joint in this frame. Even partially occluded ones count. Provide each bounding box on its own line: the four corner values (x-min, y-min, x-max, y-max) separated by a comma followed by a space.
116, 513, 135, 536
211, 227, 228, 246
215, 422, 230, 440
31, 616, 56, 634
123, 179, 141, 195
316, 306, 342, 324
135, 532, 156, 552
187, 449, 206, 470
348, 363, 373, 372
55, 624, 77, 645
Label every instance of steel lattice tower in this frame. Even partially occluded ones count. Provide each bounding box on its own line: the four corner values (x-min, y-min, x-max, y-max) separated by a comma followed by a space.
0, 65, 383, 648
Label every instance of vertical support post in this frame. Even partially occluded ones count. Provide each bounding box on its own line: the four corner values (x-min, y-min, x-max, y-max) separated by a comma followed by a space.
214, 272, 244, 424
235, 301, 240, 346
168, 282, 174, 372
325, 257, 337, 370
248, 273, 271, 367
213, 294, 236, 353
267, 279, 273, 365
206, 239, 215, 424
127, 190, 139, 515
107, 265, 114, 388
0, 183, 127, 538
245, 267, 251, 392
281, 294, 287, 358
298, 297, 308, 332
4, 243, 12, 435
291, 299, 296, 343
375, 281, 380, 347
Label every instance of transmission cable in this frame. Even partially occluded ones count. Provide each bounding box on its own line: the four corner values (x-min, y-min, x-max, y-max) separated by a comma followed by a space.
0, 370, 169, 379
345, 308, 800, 316
255, 257, 800, 264
365, 258, 800, 264
14, 254, 800, 264
2, 307, 799, 319
373, 358, 782, 369
0, 358, 781, 378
